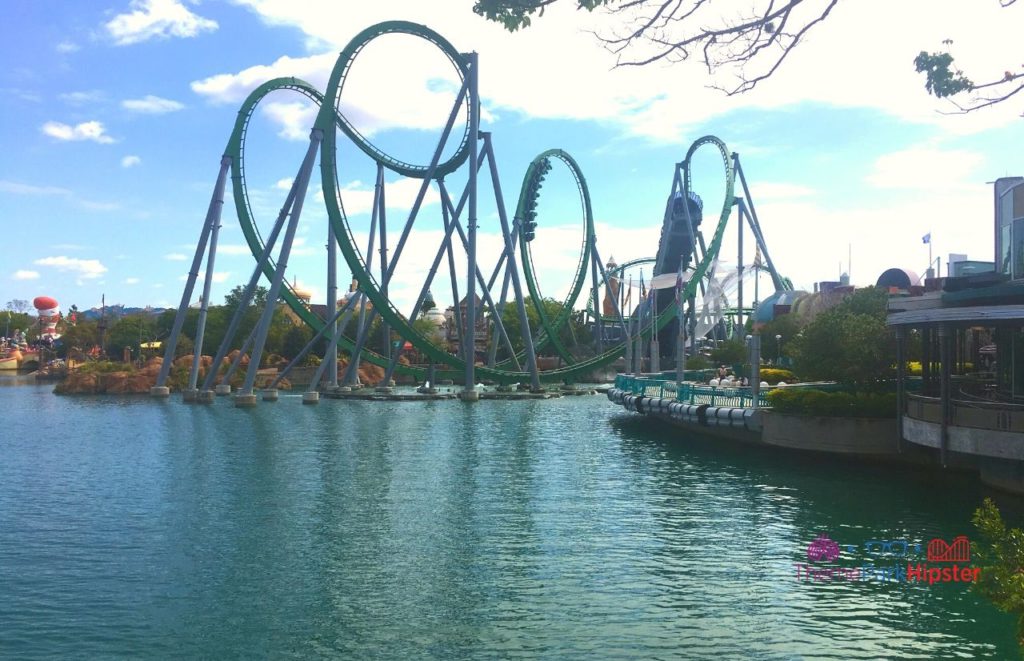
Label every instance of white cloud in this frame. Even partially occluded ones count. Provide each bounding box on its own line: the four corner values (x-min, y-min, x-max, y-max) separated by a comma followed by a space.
190, 52, 335, 105
124, 277, 141, 284
78, 199, 120, 212
0, 180, 71, 196
41, 120, 115, 144
275, 177, 293, 190
164, 252, 187, 261
122, 94, 185, 113
749, 183, 816, 201
339, 177, 440, 216
216, 0, 1024, 142
59, 90, 104, 105
261, 100, 316, 140
122, 155, 142, 168
105, 0, 218, 46
12, 270, 40, 280
215, 244, 254, 255
866, 146, 986, 191
56, 41, 80, 54
33, 256, 107, 280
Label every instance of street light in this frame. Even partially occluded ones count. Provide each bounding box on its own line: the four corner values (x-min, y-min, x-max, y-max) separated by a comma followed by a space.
775, 334, 782, 365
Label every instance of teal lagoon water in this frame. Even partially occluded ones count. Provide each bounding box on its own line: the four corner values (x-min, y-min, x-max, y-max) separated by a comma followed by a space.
0, 382, 1018, 659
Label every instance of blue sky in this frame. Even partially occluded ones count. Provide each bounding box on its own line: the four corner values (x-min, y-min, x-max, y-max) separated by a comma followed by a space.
2, 0, 1022, 317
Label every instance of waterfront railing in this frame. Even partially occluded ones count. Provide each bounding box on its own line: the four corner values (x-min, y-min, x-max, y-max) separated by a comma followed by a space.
614, 375, 769, 408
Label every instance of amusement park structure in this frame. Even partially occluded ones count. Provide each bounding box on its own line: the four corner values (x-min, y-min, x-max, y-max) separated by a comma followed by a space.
150, 20, 788, 406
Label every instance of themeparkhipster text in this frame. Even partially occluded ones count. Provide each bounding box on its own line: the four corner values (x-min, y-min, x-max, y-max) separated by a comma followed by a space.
795, 534, 982, 585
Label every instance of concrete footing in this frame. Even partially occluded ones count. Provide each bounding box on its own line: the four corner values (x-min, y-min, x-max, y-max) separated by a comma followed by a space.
375, 386, 393, 394
233, 392, 257, 407
302, 391, 320, 405
197, 390, 215, 404
182, 388, 199, 402
215, 384, 232, 396
337, 386, 351, 393
262, 389, 279, 402
149, 386, 170, 398
458, 389, 480, 402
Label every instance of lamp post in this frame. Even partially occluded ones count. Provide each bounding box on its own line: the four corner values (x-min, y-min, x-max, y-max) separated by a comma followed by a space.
775, 334, 782, 365
746, 333, 761, 407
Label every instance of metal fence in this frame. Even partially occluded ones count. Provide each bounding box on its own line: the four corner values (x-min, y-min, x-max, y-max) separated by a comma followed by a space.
614, 375, 769, 408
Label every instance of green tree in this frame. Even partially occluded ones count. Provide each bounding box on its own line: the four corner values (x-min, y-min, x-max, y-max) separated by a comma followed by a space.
710, 338, 747, 366
3, 310, 33, 338
758, 313, 804, 365
281, 324, 315, 361
107, 314, 158, 362
474, 0, 608, 31
972, 498, 1024, 653
495, 297, 587, 358
57, 318, 99, 359
789, 287, 893, 388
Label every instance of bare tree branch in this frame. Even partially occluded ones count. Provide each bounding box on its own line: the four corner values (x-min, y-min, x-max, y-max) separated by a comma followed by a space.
596, 0, 840, 95
476, 0, 1022, 115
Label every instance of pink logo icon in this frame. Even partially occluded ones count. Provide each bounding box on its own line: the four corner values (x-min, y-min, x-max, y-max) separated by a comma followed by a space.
807, 535, 840, 562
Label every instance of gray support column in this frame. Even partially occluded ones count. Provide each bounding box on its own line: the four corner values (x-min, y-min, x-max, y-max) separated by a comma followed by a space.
736, 197, 744, 333
634, 324, 643, 376
895, 325, 906, 452
483, 129, 540, 386
305, 294, 364, 394
379, 81, 469, 295
154, 156, 231, 389
186, 155, 231, 394
750, 334, 761, 408
939, 323, 951, 467
199, 184, 294, 393
326, 211, 338, 388
676, 298, 687, 385
590, 240, 604, 356
437, 182, 520, 369
736, 158, 784, 291
440, 185, 464, 359
380, 191, 467, 386
377, 165, 391, 364
463, 51, 480, 396
624, 327, 633, 377
238, 129, 322, 401
344, 178, 382, 386
688, 295, 698, 359
273, 293, 360, 389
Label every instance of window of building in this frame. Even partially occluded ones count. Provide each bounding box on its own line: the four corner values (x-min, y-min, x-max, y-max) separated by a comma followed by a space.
1015, 219, 1024, 280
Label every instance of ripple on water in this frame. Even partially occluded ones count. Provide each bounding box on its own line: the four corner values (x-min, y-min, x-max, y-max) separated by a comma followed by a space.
0, 386, 1016, 658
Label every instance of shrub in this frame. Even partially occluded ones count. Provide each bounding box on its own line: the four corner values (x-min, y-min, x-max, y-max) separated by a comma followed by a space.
766, 387, 896, 418
76, 360, 135, 375
687, 354, 711, 370
759, 368, 796, 384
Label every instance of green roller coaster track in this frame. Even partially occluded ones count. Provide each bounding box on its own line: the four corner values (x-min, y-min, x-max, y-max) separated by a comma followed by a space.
229, 21, 742, 384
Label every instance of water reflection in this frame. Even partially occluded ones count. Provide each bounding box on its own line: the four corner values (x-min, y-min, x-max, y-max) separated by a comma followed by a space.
0, 386, 1017, 658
